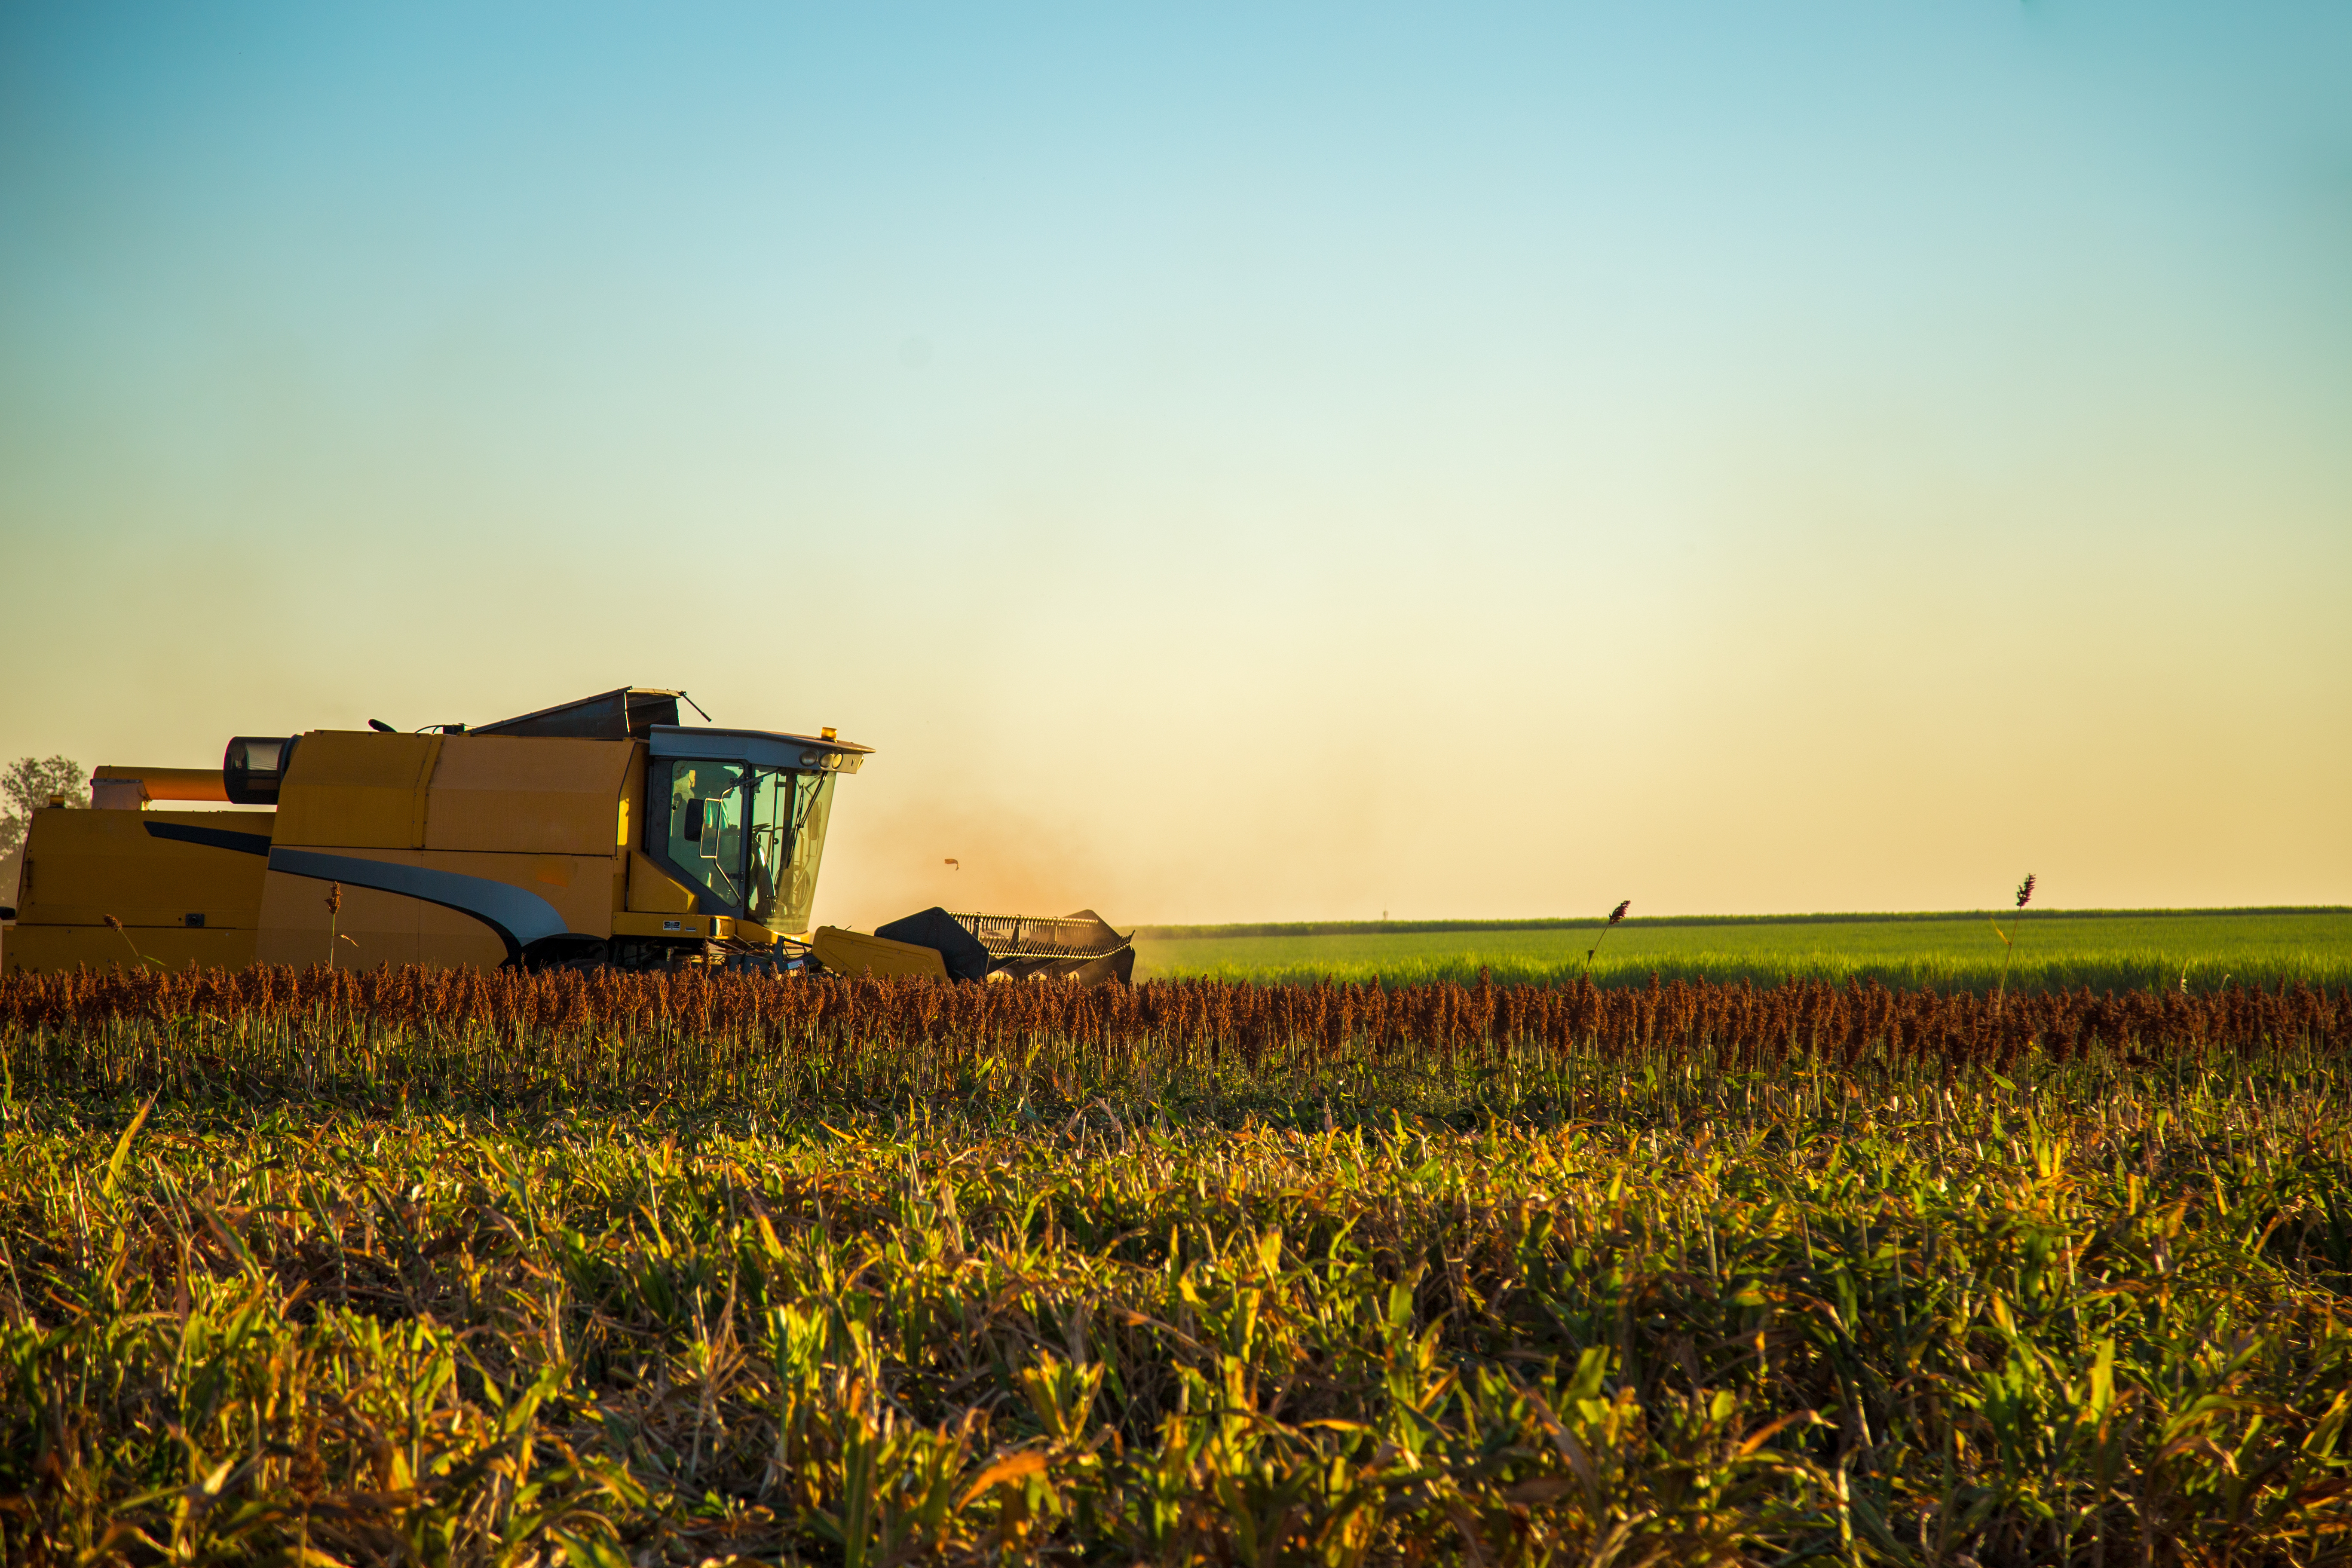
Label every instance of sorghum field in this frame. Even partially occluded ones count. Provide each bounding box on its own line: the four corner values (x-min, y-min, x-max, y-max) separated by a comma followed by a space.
4, 965, 2351, 1565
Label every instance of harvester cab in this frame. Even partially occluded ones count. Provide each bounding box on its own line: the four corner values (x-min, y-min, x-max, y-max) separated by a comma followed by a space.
2, 686, 1133, 985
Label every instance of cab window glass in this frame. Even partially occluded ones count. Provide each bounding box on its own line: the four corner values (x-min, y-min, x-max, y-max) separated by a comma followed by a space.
747, 769, 836, 934
659, 761, 747, 911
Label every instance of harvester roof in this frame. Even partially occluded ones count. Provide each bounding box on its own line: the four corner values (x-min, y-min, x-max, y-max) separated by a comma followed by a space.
649, 726, 870, 774
475, 687, 685, 740
475, 688, 870, 772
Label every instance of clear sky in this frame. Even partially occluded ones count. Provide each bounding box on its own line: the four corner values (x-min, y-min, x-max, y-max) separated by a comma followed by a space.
2, 2, 2346, 928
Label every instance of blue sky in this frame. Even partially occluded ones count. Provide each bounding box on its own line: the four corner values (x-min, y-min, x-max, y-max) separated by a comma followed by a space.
2, 2, 2346, 924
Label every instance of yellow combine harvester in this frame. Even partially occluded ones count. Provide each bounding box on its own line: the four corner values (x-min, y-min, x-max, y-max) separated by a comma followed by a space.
0, 687, 1133, 984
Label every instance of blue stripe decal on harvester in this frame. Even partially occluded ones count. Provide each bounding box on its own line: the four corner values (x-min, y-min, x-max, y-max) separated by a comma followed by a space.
265, 848, 572, 965
144, 822, 275, 856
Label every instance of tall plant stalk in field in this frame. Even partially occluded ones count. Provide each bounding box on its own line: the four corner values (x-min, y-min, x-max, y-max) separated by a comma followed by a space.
1582, 900, 1630, 980
101, 914, 148, 968
325, 882, 343, 970
1991, 873, 2034, 1013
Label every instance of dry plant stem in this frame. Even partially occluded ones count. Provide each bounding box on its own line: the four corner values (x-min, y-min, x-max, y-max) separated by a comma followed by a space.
1994, 873, 2037, 1017
100, 914, 144, 968
1989, 915, 2012, 1013
324, 881, 343, 971
1582, 899, 1631, 981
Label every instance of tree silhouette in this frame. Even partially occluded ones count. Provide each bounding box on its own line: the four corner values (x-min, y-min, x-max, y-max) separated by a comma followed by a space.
1, 755, 88, 859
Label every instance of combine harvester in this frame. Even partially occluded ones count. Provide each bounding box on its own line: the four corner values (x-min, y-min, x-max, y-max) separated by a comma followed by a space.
0, 687, 1133, 984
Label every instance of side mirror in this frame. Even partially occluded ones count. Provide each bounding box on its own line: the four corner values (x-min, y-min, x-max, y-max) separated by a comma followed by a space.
683, 799, 707, 843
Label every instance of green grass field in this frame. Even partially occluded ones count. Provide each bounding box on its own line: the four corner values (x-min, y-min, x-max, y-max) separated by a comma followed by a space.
1134, 907, 2352, 991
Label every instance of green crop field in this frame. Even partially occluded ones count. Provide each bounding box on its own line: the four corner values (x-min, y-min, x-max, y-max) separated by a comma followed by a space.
1134, 907, 2352, 992
4, 964, 2351, 1564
